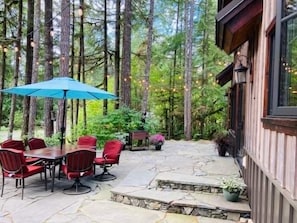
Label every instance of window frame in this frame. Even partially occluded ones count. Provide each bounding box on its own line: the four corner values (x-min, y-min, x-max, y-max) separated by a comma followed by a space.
270, 0, 297, 116
263, 1, 297, 135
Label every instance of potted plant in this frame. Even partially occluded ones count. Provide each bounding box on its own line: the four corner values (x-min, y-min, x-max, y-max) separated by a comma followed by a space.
149, 133, 165, 150
220, 177, 244, 202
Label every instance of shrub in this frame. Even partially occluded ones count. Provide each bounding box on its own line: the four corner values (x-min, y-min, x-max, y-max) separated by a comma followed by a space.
73, 107, 162, 148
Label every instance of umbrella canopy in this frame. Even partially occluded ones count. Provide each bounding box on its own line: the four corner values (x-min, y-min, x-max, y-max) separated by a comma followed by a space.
2, 77, 116, 100
2, 77, 117, 149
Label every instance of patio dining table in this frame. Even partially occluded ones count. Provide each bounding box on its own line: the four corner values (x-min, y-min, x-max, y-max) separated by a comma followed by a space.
24, 145, 96, 192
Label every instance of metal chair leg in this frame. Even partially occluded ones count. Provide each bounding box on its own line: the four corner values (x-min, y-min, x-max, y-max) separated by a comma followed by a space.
63, 178, 92, 195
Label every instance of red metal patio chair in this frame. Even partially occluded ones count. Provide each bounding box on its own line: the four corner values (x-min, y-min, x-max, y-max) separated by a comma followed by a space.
62, 149, 96, 195
77, 135, 97, 149
93, 139, 123, 181
27, 137, 47, 150
1, 139, 40, 165
27, 137, 59, 178
0, 148, 47, 199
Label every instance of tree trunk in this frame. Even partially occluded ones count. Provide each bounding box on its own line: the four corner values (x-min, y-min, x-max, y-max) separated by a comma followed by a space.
8, 0, 23, 139
120, 0, 132, 107
200, 0, 210, 138
28, 0, 41, 138
76, 0, 84, 130
0, 2, 7, 133
184, 0, 194, 140
141, 0, 154, 116
70, 3, 76, 140
79, 0, 87, 129
168, 1, 180, 139
114, 0, 121, 109
57, 0, 71, 139
44, 0, 54, 137
103, 0, 108, 115
22, 0, 34, 138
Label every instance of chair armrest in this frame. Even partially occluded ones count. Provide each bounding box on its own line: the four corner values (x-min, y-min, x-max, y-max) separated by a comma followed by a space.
104, 153, 121, 159
30, 159, 44, 166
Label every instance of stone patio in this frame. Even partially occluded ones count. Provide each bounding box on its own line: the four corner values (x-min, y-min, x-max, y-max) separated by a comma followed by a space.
0, 140, 251, 223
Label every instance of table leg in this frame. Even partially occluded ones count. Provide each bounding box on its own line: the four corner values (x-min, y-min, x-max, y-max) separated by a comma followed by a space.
51, 162, 56, 192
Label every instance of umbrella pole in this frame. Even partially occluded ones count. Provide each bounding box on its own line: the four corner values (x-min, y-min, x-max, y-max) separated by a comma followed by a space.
60, 91, 67, 150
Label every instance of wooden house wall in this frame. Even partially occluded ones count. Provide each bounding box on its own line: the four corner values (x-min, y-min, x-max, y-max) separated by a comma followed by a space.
243, 0, 297, 222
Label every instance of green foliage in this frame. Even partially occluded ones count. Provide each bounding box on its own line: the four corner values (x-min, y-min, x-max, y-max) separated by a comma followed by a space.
128, 0, 231, 140
1, 0, 231, 143
73, 107, 162, 148
44, 133, 61, 146
192, 82, 229, 139
220, 177, 244, 193
13, 111, 24, 129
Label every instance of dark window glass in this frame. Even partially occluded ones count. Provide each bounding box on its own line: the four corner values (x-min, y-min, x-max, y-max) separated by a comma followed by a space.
269, 0, 297, 116
279, 17, 297, 106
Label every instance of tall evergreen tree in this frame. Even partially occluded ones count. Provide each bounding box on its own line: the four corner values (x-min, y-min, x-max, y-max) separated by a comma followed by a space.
1, 1, 8, 132
121, 0, 132, 107
103, 0, 108, 115
57, 0, 71, 136
8, 0, 23, 139
141, 0, 155, 118
21, 0, 34, 138
44, 0, 54, 137
114, 0, 121, 109
28, 0, 41, 138
184, 0, 194, 140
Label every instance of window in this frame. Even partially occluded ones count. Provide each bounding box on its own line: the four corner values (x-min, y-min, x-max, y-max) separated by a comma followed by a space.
270, 0, 297, 116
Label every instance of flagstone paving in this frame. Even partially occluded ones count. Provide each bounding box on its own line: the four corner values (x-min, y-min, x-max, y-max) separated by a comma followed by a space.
0, 140, 250, 223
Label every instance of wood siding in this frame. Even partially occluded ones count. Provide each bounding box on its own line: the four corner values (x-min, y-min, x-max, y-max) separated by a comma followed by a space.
243, 0, 297, 222
244, 153, 297, 223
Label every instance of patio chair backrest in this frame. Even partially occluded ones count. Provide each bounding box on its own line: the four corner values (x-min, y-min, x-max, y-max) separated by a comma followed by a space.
77, 135, 97, 148
28, 138, 47, 150
102, 139, 123, 164
0, 148, 28, 174
0, 139, 25, 151
66, 149, 96, 173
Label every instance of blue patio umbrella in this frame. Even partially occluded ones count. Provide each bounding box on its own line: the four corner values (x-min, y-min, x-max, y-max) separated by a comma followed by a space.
2, 77, 117, 149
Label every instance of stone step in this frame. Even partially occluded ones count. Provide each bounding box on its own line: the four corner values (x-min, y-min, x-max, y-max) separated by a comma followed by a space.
155, 172, 247, 196
110, 186, 251, 221
198, 216, 247, 223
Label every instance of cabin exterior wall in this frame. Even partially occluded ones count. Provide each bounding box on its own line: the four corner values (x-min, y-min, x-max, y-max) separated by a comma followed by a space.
242, 0, 297, 222
216, 0, 297, 222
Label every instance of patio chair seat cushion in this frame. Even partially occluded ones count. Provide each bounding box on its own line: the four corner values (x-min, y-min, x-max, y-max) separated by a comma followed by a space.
3, 165, 44, 178
62, 163, 93, 180
93, 157, 116, 165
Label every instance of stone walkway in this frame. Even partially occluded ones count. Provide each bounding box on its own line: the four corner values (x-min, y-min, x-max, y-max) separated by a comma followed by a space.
0, 140, 247, 223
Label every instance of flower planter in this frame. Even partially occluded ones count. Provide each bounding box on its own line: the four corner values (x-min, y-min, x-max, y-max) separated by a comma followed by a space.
220, 177, 243, 202
223, 189, 240, 202
155, 145, 162, 150
149, 134, 165, 151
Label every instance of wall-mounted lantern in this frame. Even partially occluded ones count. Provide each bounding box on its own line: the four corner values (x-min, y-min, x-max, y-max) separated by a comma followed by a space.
234, 62, 248, 84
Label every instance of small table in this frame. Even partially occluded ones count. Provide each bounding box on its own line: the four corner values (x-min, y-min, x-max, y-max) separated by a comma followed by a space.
24, 145, 95, 192
128, 130, 149, 151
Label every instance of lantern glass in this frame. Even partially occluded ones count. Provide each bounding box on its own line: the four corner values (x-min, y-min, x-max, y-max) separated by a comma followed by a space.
234, 63, 248, 84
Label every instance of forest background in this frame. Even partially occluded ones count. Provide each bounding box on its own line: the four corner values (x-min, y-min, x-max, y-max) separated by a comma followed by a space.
0, 0, 231, 146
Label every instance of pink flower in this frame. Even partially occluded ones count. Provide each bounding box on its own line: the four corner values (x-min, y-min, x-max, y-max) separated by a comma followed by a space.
149, 134, 165, 146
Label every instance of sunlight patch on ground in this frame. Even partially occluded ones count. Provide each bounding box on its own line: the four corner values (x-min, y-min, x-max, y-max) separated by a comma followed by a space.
156, 213, 198, 223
